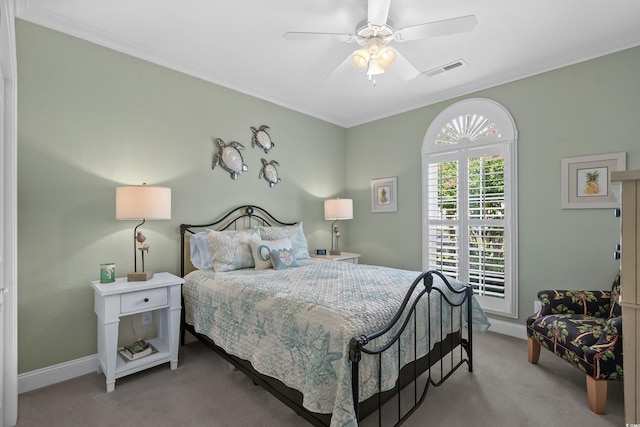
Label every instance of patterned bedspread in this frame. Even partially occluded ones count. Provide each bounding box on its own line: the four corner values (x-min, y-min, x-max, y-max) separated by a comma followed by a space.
183, 258, 490, 427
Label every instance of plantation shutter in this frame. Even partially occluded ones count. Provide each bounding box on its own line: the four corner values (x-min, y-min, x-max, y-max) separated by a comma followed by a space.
427, 146, 506, 298
467, 148, 506, 298
426, 156, 460, 280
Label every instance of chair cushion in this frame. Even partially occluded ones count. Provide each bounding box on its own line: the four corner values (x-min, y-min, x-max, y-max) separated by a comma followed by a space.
526, 313, 622, 380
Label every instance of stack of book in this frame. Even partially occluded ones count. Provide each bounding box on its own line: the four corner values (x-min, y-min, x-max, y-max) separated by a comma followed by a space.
119, 339, 154, 361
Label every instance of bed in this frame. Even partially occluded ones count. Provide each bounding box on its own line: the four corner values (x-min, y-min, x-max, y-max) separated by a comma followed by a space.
180, 205, 489, 427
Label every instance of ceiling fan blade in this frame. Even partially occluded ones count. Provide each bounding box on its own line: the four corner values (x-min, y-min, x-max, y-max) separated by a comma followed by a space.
324, 52, 357, 81
394, 15, 477, 42
389, 48, 420, 80
368, 0, 392, 25
283, 31, 355, 43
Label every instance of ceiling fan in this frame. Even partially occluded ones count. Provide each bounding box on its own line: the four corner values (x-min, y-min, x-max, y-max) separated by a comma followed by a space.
284, 0, 477, 85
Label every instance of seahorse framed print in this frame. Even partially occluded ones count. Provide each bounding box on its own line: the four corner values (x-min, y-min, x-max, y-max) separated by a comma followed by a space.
561, 152, 625, 209
371, 176, 398, 213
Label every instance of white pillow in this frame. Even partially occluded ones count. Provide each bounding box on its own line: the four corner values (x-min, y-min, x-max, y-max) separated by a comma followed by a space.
249, 237, 292, 270
189, 231, 213, 270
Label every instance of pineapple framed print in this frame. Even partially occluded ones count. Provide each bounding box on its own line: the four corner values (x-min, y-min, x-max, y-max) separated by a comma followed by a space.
371, 177, 397, 212
561, 152, 626, 209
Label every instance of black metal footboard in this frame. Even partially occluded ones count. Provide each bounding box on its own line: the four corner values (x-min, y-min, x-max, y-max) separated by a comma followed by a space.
349, 270, 473, 426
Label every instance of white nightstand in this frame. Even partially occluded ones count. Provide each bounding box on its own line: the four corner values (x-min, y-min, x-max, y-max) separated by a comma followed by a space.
91, 272, 184, 392
311, 252, 361, 264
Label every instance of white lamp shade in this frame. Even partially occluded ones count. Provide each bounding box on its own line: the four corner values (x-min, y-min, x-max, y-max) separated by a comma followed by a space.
116, 185, 171, 220
324, 198, 353, 220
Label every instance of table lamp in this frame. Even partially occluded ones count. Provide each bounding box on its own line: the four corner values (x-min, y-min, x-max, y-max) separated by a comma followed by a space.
324, 198, 353, 255
116, 183, 171, 281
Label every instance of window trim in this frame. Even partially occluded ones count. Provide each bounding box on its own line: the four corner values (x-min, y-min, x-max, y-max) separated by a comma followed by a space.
422, 98, 519, 318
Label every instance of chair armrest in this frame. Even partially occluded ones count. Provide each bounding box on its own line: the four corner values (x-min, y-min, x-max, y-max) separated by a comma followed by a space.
603, 315, 622, 337
536, 289, 611, 317
584, 315, 623, 378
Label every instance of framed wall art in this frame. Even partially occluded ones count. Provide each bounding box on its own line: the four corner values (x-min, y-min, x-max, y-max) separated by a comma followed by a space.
561, 152, 625, 209
371, 176, 397, 213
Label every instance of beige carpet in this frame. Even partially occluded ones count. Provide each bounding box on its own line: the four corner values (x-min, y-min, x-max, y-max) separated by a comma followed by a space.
16, 331, 624, 427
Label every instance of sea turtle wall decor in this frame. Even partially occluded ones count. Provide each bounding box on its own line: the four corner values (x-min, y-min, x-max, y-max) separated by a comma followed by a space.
259, 158, 281, 188
250, 125, 275, 153
212, 137, 248, 180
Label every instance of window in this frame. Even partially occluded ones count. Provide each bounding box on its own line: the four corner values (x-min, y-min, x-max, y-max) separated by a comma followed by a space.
422, 99, 518, 317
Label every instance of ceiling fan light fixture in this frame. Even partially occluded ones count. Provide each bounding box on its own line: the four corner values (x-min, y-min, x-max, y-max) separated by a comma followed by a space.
366, 56, 385, 76
352, 49, 370, 71
377, 46, 395, 69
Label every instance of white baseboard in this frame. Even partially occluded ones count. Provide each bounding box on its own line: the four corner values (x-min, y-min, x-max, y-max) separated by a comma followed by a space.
486, 317, 526, 340
18, 354, 98, 394
18, 319, 527, 394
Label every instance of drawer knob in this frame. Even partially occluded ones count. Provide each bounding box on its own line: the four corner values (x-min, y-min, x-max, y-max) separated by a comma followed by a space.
144, 298, 149, 303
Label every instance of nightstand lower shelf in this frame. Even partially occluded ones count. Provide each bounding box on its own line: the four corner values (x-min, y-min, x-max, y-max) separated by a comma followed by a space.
107, 337, 174, 380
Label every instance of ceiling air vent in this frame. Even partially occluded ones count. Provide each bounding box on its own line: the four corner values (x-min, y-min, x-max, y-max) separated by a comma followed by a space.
423, 59, 466, 77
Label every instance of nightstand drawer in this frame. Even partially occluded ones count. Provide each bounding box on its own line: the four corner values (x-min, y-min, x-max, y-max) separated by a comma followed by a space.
120, 288, 167, 313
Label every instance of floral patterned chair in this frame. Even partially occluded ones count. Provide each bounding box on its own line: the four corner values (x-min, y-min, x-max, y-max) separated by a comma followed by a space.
526, 274, 623, 414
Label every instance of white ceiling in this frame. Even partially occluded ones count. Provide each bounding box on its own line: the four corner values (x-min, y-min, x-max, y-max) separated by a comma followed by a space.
16, 0, 640, 127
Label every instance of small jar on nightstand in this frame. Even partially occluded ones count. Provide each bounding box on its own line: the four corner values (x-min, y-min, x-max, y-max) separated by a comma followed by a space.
311, 251, 361, 264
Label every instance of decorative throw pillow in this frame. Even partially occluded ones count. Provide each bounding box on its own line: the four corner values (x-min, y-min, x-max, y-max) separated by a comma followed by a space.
248, 237, 292, 270
270, 248, 299, 270
189, 231, 213, 270
258, 223, 309, 260
207, 228, 260, 272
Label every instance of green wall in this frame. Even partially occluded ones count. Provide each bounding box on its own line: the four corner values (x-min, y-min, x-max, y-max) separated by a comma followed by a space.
16, 20, 347, 373
16, 17, 640, 373
347, 46, 640, 323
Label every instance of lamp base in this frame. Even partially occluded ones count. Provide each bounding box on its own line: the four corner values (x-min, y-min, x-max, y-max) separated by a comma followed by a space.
329, 250, 341, 255
127, 270, 154, 282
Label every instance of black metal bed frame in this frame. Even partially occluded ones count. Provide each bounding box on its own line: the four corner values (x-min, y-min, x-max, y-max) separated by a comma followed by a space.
349, 270, 473, 425
179, 205, 474, 426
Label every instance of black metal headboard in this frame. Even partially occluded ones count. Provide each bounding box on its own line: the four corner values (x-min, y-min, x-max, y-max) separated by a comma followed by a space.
179, 205, 297, 277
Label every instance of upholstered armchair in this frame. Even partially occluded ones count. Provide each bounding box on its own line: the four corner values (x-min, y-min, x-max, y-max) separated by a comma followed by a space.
526, 275, 623, 414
